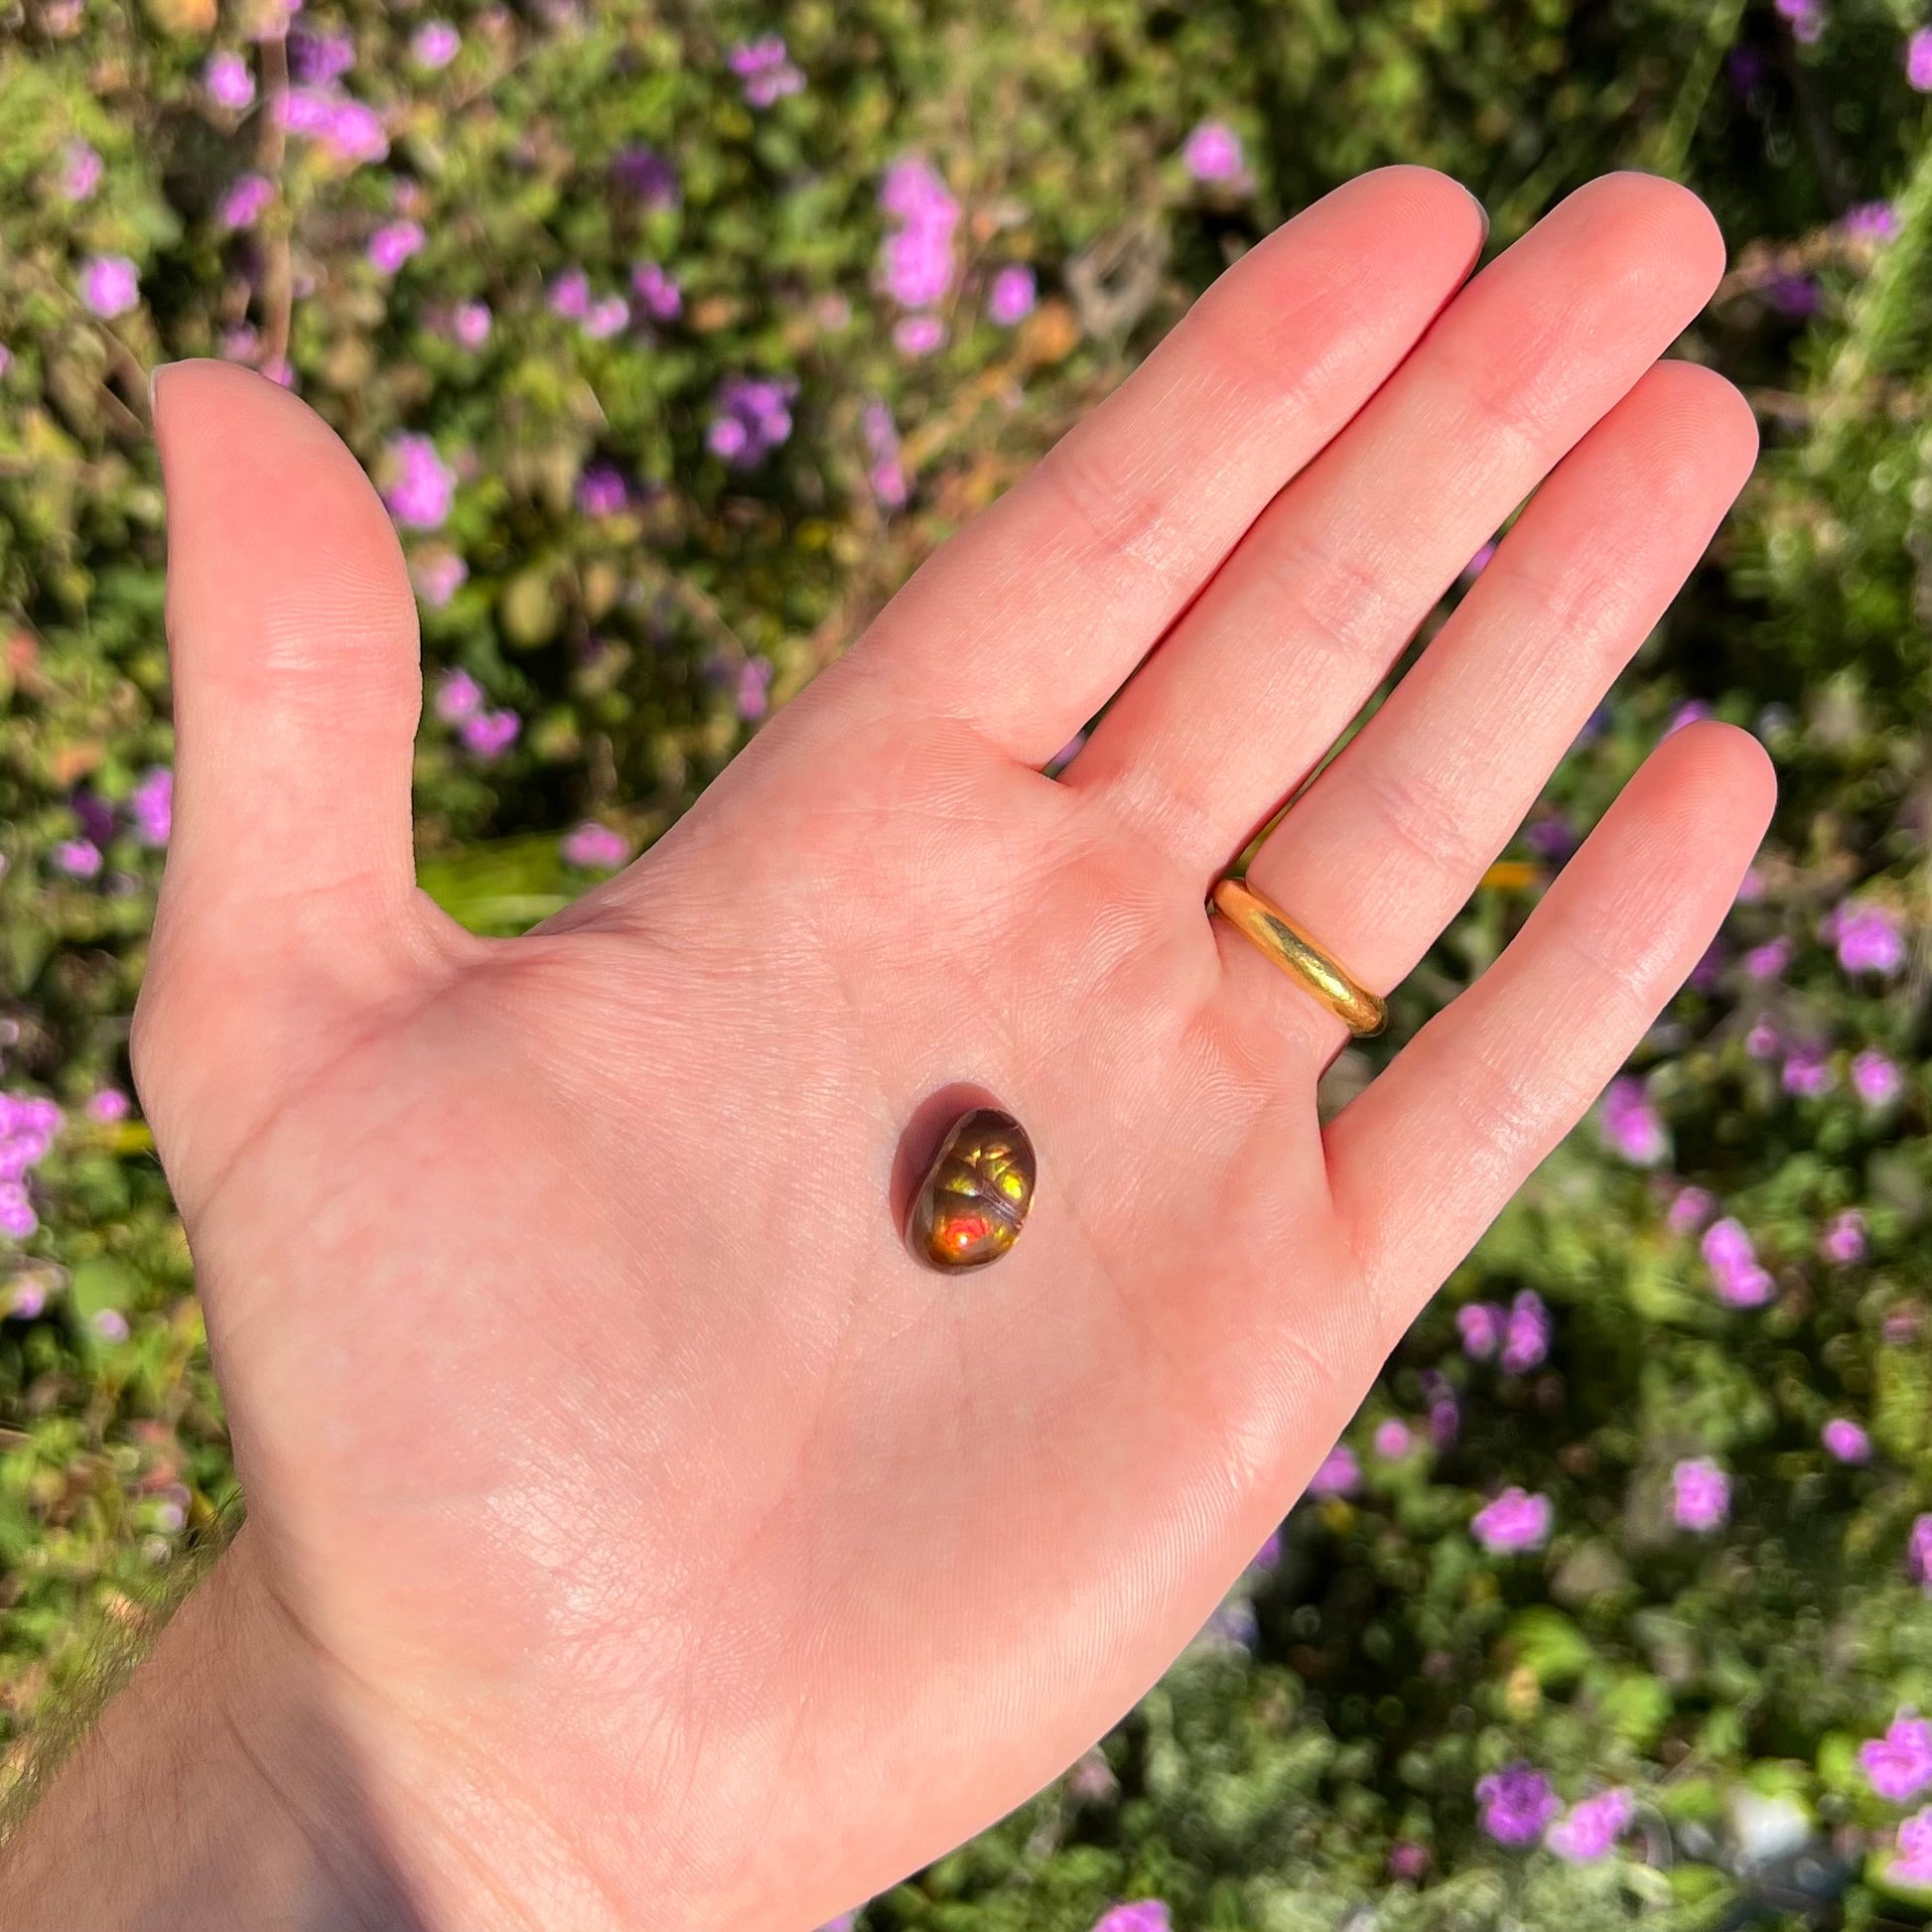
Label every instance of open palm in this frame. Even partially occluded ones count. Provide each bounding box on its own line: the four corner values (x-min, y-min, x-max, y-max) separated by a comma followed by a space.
123, 169, 1767, 1930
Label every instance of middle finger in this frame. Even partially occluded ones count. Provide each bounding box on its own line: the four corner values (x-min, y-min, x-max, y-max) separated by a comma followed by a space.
1062, 172, 1726, 877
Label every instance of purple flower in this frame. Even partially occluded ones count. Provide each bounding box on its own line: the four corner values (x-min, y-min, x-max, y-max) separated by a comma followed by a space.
1910, 29, 1932, 92
1837, 901, 1907, 977
217, 173, 274, 231
1854, 1049, 1903, 1107
1458, 1302, 1503, 1360
1782, 1047, 1835, 1098
561, 820, 629, 871
894, 315, 947, 357
1092, 1905, 1170, 1932
548, 269, 591, 320
1524, 814, 1577, 862
461, 709, 520, 760
328, 99, 389, 166
987, 264, 1038, 326
1471, 1487, 1552, 1555
584, 295, 630, 340
1181, 119, 1246, 185
443, 300, 489, 349
1863, 1714, 1932, 1803
59, 141, 103, 204
85, 1087, 130, 1124
1671, 1456, 1729, 1532
290, 27, 355, 85
879, 157, 959, 310
1477, 1763, 1561, 1845
1249, 1529, 1283, 1573
1372, 1419, 1412, 1460
880, 155, 956, 224
1743, 936, 1791, 980
1598, 1076, 1667, 1166
0, 1096, 59, 1207
91, 1309, 129, 1343
279, 87, 388, 166
1308, 1443, 1360, 1499
367, 220, 424, 274
1500, 1291, 1552, 1375
1776, 0, 1824, 43
1667, 1185, 1716, 1235
1845, 201, 1900, 244
128, 766, 172, 847
863, 398, 907, 510
0, 1184, 35, 1240
74, 793, 115, 849
411, 20, 461, 69
630, 261, 682, 322
434, 669, 483, 724
1388, 1843, 1430, 1881
8, 1278, 45, 1318
729, 34, 804, 106
1765, 272, 1822, 318
53, 839, 101, 879
1703, 1216, 1774, 1308
736, 658, 773, 723
576, 464, 628, 517
883, 224, 957, 310
1429, 1395, 1459, 1449
1546, 1787, 1635, 1863
1912, 1514, 1932, 1591
1820, 1208, 1866, 1265
1745, 1021, 1780, 1059
1895, 1810, 1932, 1886
205, 50, 256, 110
1823, 1418, 1871, 1463
0, 345, 12, 379
79, 255, 139, 319
610, 144, 679, 209
384, 435, 455, 529
1463, 540, 1497, 580
410, 550, 468, 610
708, 374, 797, 469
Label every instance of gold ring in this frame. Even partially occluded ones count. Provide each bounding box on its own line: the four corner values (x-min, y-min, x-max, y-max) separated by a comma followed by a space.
1211, 877, 1387, 1037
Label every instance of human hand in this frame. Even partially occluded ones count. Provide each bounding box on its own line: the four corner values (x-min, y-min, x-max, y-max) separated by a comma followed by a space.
5, 168, 1769, 1931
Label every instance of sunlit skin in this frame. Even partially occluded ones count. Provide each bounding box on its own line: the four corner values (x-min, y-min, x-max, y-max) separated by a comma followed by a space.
2, 170, 1772, 1930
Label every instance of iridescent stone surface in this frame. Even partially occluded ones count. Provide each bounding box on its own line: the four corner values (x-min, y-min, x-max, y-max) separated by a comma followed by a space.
907, 1108, 1035, 1270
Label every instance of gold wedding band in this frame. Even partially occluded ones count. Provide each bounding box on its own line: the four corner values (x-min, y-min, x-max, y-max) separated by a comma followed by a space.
1211, 877, 1387, 1037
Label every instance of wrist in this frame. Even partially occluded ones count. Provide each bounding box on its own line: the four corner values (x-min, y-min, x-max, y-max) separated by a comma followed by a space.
0, 1523, 421, 1932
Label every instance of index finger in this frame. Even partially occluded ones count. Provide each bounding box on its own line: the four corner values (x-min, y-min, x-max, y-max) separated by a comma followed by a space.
841, 167, 1487, 762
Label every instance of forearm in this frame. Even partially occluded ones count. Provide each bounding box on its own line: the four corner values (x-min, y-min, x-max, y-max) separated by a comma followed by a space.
0, 1525, 420, 1932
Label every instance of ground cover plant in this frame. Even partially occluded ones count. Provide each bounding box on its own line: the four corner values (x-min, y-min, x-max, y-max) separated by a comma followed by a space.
6, 0, 1932, 1923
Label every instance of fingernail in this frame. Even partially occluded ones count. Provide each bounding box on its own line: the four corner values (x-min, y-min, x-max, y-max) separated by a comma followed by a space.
147, 360, 172, 425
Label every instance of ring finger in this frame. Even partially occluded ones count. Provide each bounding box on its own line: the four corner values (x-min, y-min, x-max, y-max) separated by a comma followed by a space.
1063, 172, 1726, 876
1228, 355, 1758, 1054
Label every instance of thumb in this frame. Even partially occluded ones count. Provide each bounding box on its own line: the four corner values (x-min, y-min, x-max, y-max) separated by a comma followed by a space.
135, 361, 442, 1182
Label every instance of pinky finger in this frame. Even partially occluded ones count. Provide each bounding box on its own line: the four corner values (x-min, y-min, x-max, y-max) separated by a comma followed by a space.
1323, 720, 1774, 1337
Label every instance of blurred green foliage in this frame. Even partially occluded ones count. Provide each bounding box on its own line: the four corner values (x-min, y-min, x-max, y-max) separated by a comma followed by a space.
6, 0, 1932, 1923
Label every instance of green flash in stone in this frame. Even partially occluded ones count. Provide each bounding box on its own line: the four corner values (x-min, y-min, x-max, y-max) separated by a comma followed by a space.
906, 1108, 1036, 1270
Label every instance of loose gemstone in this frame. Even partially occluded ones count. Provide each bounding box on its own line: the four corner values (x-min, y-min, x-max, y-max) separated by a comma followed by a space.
907, 1108, 1035, 1270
